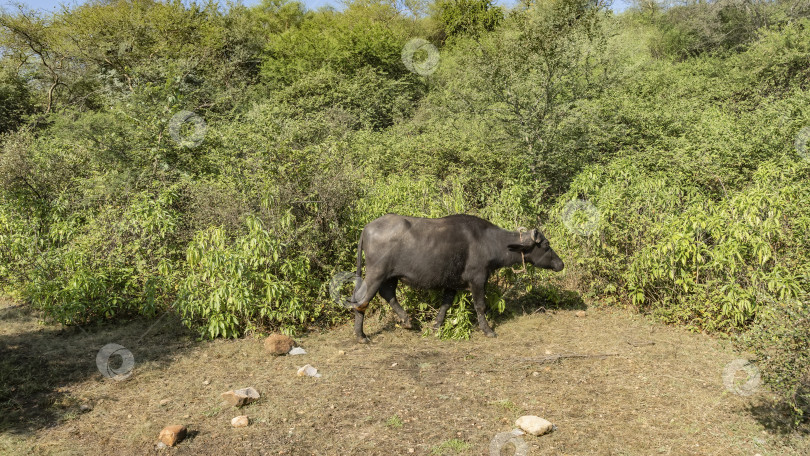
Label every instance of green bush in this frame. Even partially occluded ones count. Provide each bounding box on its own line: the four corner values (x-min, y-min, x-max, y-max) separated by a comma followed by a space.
738, 298, 810, 425
24, 187, 181, 325
0, 67, 33, 135
627, 161, 809, 330
177, 213, 321, 338
546, 156, 810, 331
432, 0, 503, 43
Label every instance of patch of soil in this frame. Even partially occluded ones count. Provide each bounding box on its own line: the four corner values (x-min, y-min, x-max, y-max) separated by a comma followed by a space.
1, 297, 807, 455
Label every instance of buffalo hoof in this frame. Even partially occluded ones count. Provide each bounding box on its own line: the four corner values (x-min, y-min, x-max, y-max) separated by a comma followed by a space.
357, 336, 370, 344
433, 322, 444, 330
400, 319, 413, 330
485, 331, 497, 338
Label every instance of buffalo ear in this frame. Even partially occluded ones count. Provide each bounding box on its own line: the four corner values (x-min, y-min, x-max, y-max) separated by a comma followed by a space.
509, 227, 537, 251
507, 243, 532, 252
514, 227, 535, 248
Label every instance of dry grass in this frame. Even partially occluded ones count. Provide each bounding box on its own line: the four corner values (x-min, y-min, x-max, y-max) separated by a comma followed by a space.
1, 296, 808, 455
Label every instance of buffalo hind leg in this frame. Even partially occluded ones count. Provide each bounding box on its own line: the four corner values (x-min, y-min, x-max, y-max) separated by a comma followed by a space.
353, 309, 369, 344
352, 275, 385, 344
378, 279, 412, 329
470, 283, 496, 338
433, 289, 456, 329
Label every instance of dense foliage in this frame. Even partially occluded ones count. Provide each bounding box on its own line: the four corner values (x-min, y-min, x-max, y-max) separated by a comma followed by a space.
1, 0, 808, 422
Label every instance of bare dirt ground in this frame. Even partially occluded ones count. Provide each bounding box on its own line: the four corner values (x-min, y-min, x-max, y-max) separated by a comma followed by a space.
1, 296, 807, 456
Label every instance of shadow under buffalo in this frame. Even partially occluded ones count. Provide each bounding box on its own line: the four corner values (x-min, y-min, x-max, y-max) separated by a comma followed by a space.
0, 303, 198, 436
488, 281, 586, 326
361, 280, 585, 338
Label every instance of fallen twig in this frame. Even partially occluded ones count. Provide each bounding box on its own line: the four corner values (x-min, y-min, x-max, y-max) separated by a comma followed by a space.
626, 340, 656, 347
518, 353, 620, 364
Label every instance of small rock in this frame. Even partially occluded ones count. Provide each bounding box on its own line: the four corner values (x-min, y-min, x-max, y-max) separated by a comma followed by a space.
288, 347, 307, 355
221, 387, 260, 407
544, 349, 552, 355
532, 371, 540, 377
158, 424, 187, 447
79, 404, 93, 413
159, 399, 170, 406
156, 441, 167, 449
202, 379, 210, 386
516, 416, 554, 436
297, 364, 321, 378
264, 334, 295, 355
231, 415, 249, 428
575, 310, 587, 318
337, 350, 345, 355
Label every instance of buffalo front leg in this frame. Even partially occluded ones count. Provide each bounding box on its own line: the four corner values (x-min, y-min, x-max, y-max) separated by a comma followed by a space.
433, 289, 456, 329
379, 279, 412, 329
470, 283, 496, 338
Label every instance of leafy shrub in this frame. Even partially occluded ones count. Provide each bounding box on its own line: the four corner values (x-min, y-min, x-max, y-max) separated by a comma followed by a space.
271, 65, 423, 131
24, 187, 181, 325
742, 18, 810, 94
546, 155, 810, 331
0, 199, 35, 292
177, 213, 321, 338
433, 0, 504, 43
260, 0, 416, 85
647, 1, 762, 59
738, 298, 810, 425
0, 67, 33, 134
626, 160, 810, 330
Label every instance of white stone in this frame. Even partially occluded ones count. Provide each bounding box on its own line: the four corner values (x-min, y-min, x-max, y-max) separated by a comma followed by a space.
515, 415, 554, 436
231, 415, 249, 428
297, 364, 321, 378
221, 387, 260, 407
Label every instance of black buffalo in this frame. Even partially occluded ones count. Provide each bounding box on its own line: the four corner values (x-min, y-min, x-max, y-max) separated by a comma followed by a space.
349, 214, 564, 343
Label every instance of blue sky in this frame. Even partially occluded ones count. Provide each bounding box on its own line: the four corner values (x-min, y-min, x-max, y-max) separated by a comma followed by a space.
7, 0, 633, 14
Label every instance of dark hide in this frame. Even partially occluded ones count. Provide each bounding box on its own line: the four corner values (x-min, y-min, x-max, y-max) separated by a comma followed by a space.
350, 214, 564, 343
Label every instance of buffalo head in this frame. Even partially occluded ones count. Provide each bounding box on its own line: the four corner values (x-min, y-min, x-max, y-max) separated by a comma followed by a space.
509, 229, 564, 272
